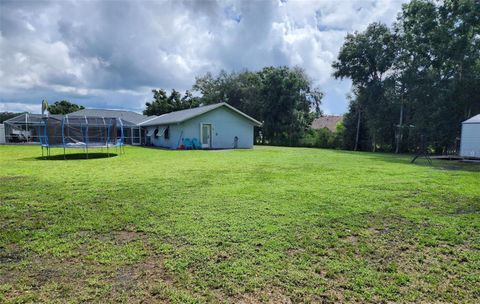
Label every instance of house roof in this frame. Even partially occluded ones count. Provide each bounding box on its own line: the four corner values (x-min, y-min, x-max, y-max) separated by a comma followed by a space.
463, 114, 480, 124
139, 103, 262, 127
311, 115, 343, 132
70, 109, 151, 125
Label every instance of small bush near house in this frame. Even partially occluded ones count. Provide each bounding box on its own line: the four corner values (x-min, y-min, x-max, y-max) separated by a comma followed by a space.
300, 124, 344, 149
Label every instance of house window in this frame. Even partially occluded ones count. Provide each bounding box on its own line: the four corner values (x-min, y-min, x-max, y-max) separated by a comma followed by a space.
164, 126, 169, 139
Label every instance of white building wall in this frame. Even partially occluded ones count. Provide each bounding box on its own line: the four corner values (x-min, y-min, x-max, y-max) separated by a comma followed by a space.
146, 107, 256, 149
460, 123, 480, 157
180, 107, 254, 149
0, 124, 5, 144
146, 124, 183, 149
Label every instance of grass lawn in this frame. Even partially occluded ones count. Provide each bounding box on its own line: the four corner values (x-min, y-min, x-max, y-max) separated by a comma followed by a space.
0, 145, 479, 303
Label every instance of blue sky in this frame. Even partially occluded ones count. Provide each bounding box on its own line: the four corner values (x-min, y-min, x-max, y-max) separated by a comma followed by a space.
0, 0, 408, 115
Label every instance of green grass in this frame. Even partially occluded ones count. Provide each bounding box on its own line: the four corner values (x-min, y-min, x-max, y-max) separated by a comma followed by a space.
0, 145, 479, 303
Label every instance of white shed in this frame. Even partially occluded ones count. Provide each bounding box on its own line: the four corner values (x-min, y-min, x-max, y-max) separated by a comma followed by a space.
460, 114, 480, 158
0, 124, 5, 144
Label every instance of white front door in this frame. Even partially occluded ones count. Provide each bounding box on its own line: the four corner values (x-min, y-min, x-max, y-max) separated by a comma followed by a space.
201, 124, 212, 148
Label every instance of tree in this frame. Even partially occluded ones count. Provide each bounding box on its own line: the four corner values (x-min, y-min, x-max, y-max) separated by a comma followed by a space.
333, 0, 480, 154
143, 89, 200, 116
47, 100, 85, 115
394, 0, 480, 153
192, 67, 323, 145
193, 70, 264, 119
333, 23, 396, 85
341, 88, 369, 150
0, 112, 23, 123
193, 70, 265, 141
332, 23, 396, 151
181, 90, 201, 110
259, 66, 322, 145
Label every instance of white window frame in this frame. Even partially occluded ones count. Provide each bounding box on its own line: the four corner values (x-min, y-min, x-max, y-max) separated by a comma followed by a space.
131, 127, 141, 145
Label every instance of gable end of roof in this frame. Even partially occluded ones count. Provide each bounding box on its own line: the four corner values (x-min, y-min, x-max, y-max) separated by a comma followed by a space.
463, 114, 480, 124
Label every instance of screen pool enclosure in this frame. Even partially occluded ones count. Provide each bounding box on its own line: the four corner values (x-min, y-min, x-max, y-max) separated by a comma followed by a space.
38, 115, 125, 159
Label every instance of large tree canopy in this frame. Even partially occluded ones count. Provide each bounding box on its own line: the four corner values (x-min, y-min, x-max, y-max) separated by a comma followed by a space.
0, 112, 22, 123
332, 23, 396, 151
333, 0, 480, 153
143, 89, 200, 116
333, 23, 396, 86
48, 100, 85, 115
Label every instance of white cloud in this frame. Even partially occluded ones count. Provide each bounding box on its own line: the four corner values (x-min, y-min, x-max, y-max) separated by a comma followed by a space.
0, 0, 408, 114
0, 102, 40, 113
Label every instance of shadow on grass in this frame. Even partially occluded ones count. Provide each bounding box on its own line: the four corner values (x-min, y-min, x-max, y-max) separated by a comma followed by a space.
432, 162, 480, 172
334, 150, 480, 172
35, 153, 118, 160
382, 156, 480, 172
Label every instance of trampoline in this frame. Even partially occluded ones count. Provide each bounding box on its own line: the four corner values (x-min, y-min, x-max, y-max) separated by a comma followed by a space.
38, 115, 125, 159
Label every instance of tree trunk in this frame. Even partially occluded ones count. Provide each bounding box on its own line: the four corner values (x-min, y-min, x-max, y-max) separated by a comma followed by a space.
465, 105, 471, 120
395, 101, 404, 154
372, 132, 376, 152
354, 110, 361, 151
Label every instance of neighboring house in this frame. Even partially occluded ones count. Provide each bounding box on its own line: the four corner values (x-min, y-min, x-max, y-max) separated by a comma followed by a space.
140, 103, 262, 149
460, 114, 480, 158
311, 115, 343, 132
3, 110, 151, 145
70, 109, 152, 145
3, 114, 45, 143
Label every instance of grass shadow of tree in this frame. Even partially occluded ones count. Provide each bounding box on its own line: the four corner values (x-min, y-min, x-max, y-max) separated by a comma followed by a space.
334, 150, 480, 172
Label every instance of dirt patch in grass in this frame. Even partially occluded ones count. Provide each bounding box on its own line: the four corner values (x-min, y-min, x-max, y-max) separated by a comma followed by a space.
287, 247, 306, 256
343, 235, 359, 245
0, 175, 26, 182
0, 245, 23, 264
34, 268, 60, 289
350, 214, 480, 302
455, 203, 480, 215
0, 231, 178, 303
1, 257, 172, 303
0, 245, 25, 285
95, 230, 148, 244
237, 288, 293, 304
112, 254, 173, 300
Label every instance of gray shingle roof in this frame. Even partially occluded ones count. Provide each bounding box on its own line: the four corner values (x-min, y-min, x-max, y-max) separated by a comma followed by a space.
463, 114, 480, 124
70, 109, 151, 125
139, 103, 262, 127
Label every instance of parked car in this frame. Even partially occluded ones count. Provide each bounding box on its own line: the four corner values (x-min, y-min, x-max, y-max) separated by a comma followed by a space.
9, 133, 28, 143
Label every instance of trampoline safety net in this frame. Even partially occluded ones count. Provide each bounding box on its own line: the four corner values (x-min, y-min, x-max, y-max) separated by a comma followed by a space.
38, 115, 125, 152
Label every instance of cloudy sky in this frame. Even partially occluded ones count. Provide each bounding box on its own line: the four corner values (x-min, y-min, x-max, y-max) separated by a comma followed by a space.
0, 0, 408, 115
